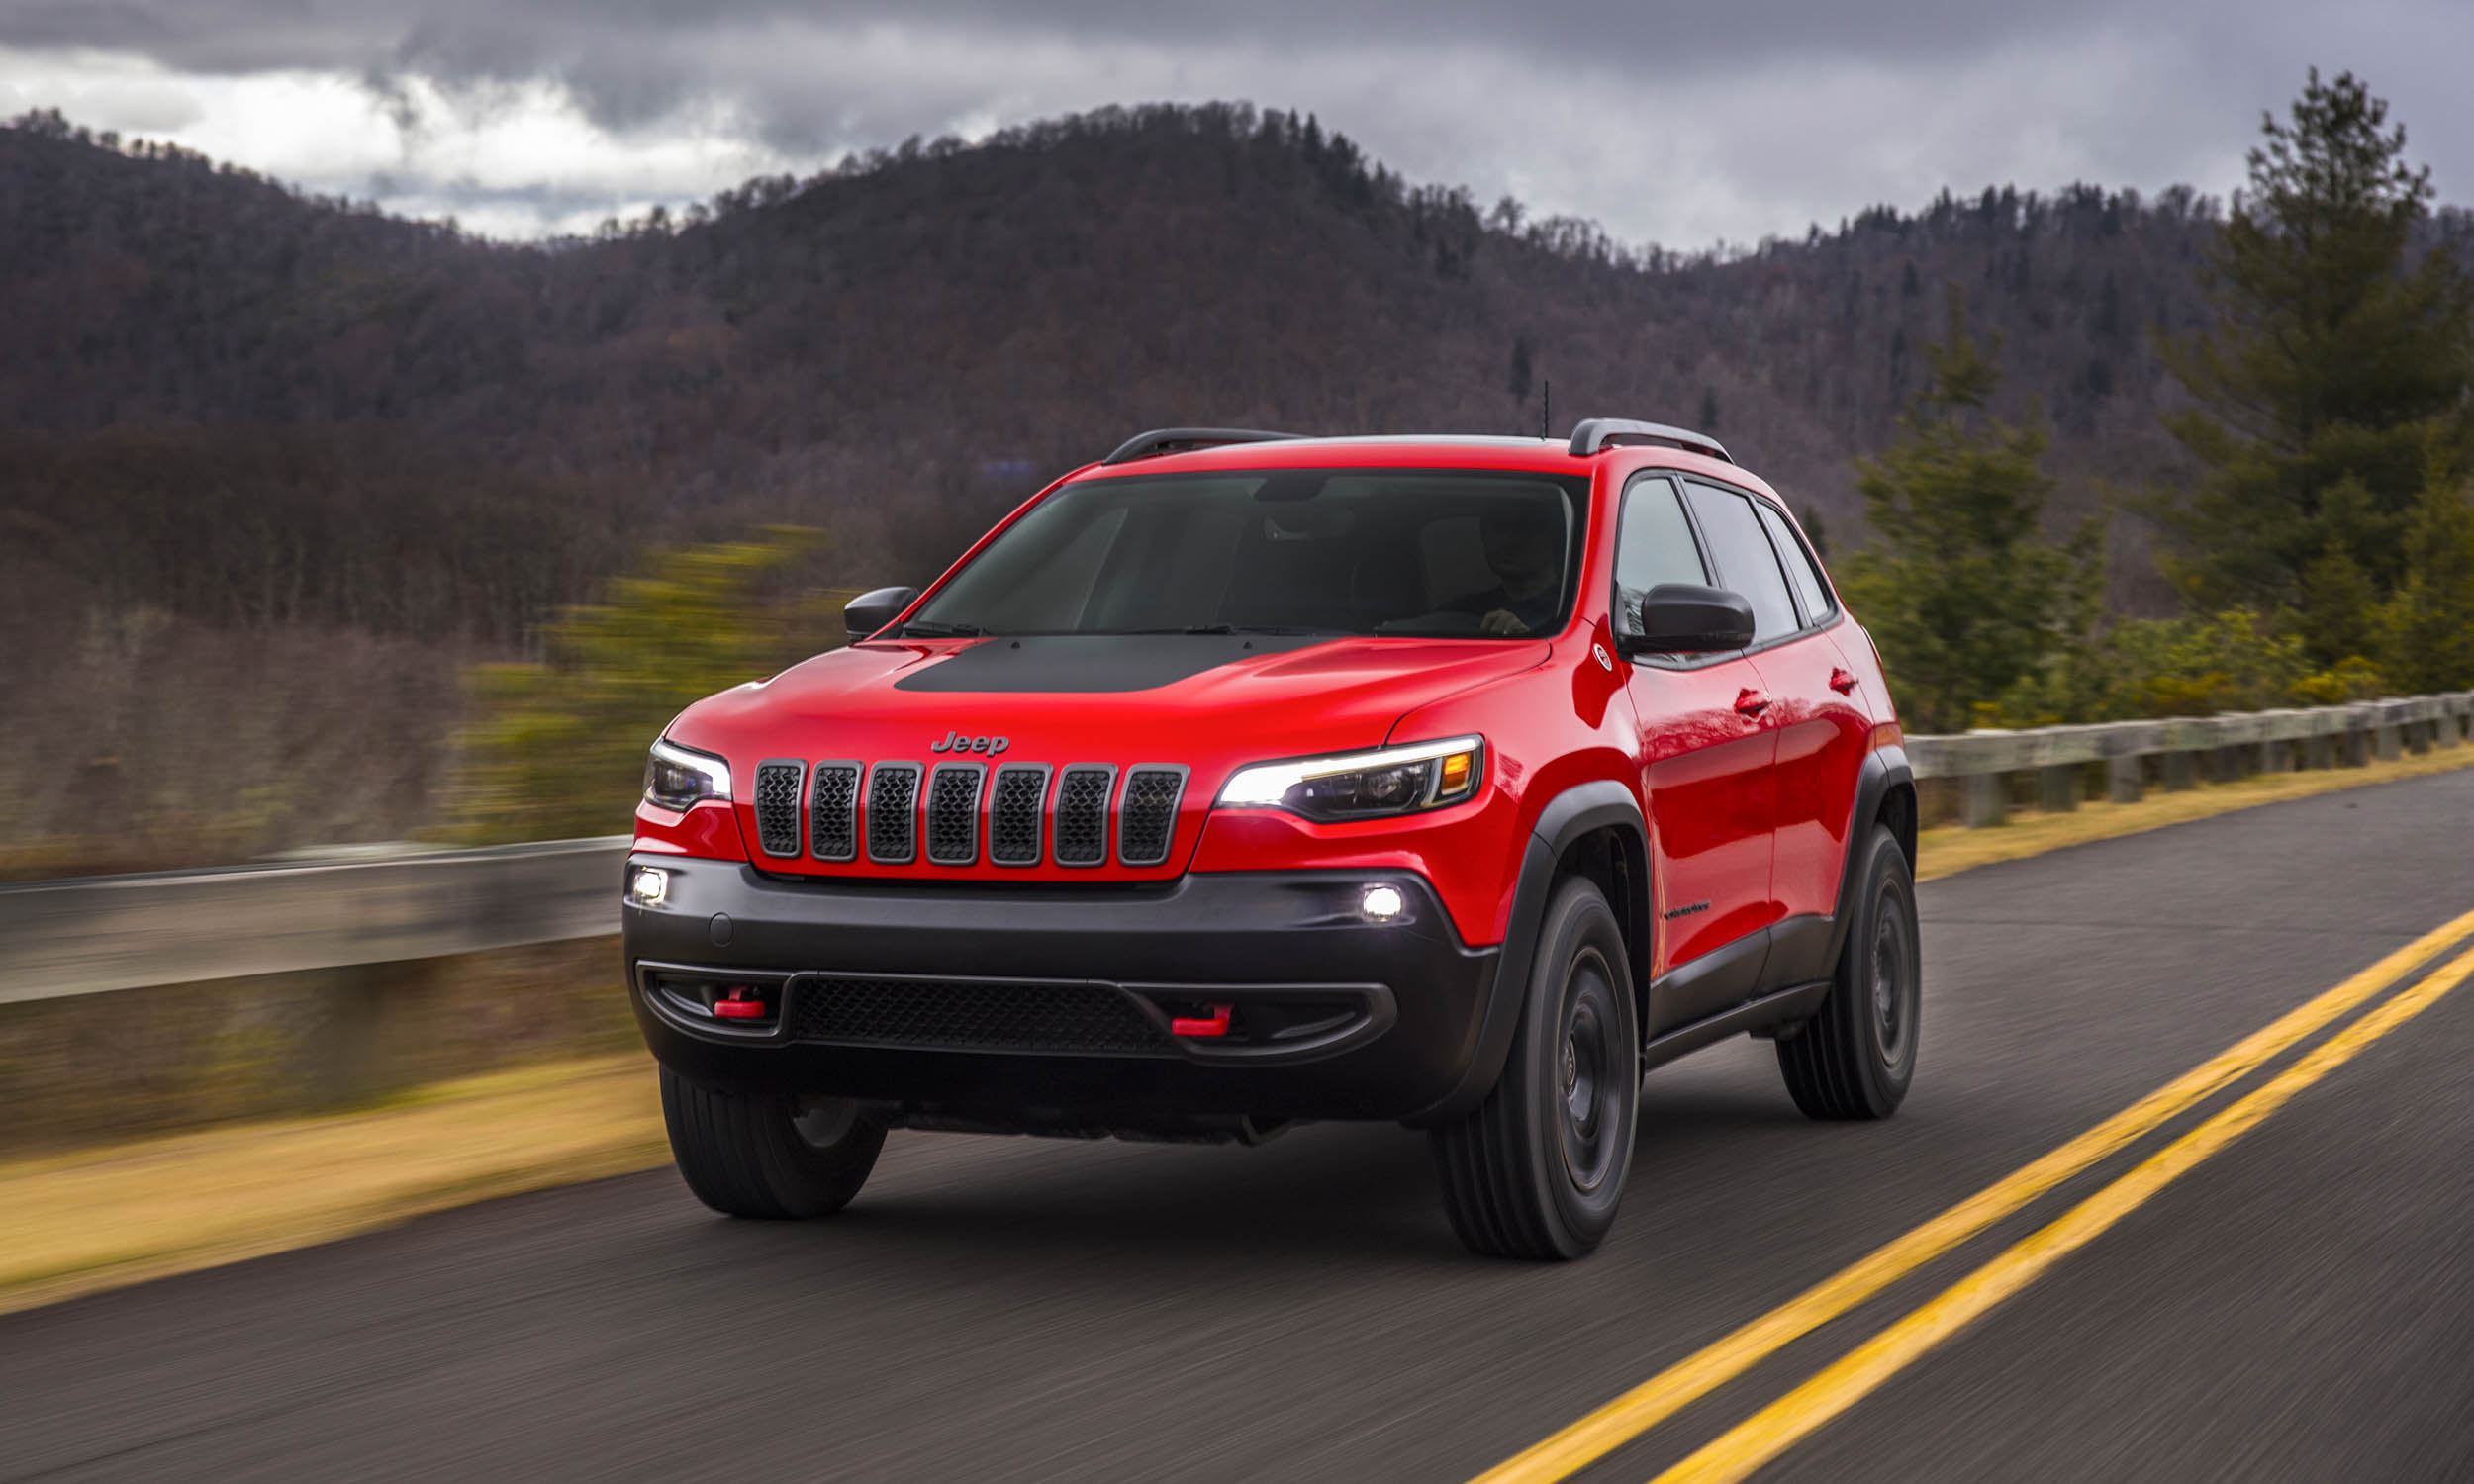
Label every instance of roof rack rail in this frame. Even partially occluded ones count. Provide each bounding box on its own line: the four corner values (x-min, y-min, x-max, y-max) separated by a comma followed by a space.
1101, 427, 1306, 465
1567, 417, 1732, 464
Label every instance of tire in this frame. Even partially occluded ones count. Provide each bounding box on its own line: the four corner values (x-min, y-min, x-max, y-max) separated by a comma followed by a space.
659, 1066, 886, 1219
1431, 877, 1641, 1260
1778, 825, 1921, 1119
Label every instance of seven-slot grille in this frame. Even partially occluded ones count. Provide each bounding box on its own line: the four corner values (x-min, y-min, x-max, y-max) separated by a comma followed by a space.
808, 762, 861, 862
925, 763, 986, 865
752, 761, 805, 858
765, 756, 1188, 870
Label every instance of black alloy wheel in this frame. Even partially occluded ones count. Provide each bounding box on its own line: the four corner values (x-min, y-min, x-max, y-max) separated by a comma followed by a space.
1433, 876, 1641, 1259
1777, 825, 1921, 1119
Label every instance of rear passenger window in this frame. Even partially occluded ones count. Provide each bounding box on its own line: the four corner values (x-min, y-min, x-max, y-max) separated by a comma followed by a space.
1756, 501, 1835, 624
1614, 476, 1708, 594
1683, 482, 1799, 643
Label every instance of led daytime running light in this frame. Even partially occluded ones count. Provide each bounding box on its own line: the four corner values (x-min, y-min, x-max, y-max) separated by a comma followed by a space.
1218, 735, 1484, 812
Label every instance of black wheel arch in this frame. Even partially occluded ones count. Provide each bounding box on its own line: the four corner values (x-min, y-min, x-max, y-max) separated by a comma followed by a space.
1404, 778, 1651, 1128
1824, 743, 1915, 970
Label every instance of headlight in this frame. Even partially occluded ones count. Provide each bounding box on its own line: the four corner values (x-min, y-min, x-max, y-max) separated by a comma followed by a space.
644, 739, 731, 812
1217, 736, 1483, 822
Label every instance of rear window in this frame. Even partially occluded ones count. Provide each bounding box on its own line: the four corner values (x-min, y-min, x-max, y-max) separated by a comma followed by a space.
910, 469, 1590, 639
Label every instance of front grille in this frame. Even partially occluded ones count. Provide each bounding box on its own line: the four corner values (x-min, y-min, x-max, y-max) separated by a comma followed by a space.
790, 975, 1172, 1054
1053, 765, 1116, 867
752, 761, 805, 858
925, 763, 985, 865
988, 764, 1050, 866
866, 762, 921, 864
808, 762, 861, 862
1117, 766, 1186, 867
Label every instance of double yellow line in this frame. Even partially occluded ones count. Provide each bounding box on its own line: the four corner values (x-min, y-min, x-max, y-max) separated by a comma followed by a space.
1472, 905, 2474, 1484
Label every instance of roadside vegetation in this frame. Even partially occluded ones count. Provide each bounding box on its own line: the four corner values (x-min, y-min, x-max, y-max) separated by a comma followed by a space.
1849, 71, 2474, 733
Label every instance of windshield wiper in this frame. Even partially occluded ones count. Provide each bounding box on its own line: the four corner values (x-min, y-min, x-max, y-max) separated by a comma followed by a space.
895, 619, 990, 638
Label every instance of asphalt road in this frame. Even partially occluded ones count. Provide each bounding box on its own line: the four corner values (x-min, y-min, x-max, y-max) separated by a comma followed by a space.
7, 770, 2473, 1483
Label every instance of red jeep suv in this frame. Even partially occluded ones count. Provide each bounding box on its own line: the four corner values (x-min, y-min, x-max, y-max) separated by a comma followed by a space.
621, 419, 1920, 1259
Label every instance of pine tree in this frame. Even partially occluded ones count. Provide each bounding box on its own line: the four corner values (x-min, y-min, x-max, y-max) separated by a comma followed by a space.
1838, 286, 2097, 732
2155, 70, 2474, 662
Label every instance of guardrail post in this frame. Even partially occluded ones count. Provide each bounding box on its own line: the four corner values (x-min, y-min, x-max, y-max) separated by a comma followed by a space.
2307, 732, 2333, 769
2107, 754, 2143, 803
2342, 715, 2372, 766
2038, 764, 2078, 813
1962, 771, 2007, 828
2262, 737, 2293, 774
300, 960, 432, 1110
2163, 748, 2198, 791
2408, 716, 2432, 755
2376, 721, 2402, 762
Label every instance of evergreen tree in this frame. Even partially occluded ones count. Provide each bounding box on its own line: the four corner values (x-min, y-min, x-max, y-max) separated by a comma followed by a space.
2155, 70, 2474, 661
2377, 441, 2474, 692
1839, 286, 2097, 732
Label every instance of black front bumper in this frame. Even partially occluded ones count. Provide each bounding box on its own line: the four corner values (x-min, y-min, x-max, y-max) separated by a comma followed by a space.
620, 859, 1504, 1129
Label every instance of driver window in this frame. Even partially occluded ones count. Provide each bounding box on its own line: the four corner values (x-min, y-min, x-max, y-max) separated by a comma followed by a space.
1615, 476, 1709, 596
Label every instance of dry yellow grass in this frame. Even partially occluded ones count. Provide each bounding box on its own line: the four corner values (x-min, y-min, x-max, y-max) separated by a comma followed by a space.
5, 738, 2468, 1316
1915, 741, 2474, 881
0, 1054, 666, 1315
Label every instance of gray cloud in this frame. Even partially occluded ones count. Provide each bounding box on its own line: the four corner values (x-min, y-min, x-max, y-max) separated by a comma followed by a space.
4, 0, 2468, 246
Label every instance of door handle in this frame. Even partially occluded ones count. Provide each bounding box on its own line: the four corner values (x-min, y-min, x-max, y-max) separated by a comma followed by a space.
1829, 667, 1859, 695
1734, 689, 1771, 717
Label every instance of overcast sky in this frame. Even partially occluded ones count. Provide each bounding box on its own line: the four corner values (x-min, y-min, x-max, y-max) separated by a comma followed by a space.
1, 2, 2462, 247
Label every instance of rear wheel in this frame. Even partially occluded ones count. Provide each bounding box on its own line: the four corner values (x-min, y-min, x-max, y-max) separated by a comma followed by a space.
1777, 825, 1920, 1119
1432, 877, 1640, 1259
659, 1066, 886, 1218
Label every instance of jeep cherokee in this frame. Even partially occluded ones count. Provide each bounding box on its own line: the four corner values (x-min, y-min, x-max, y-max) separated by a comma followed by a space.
621, 418, 1921, 1259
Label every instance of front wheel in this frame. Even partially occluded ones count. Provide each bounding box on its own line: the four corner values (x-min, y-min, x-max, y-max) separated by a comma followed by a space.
1431, 877, 1641, 1259
660, 1067, 886, 1218
1777, 825, 1921, 1119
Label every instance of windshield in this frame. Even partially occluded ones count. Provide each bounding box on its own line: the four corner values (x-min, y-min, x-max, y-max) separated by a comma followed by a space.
906, 468, 1589, 639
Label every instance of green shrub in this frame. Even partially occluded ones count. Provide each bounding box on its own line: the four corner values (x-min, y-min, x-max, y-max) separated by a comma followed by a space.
449, 529, 849, 844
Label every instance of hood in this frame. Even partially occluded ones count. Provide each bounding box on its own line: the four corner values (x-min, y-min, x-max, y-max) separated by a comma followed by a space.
667, 633, 1547, 880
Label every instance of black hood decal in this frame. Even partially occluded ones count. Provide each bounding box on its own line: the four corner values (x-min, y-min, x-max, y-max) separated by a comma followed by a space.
891, 633, 1333, 694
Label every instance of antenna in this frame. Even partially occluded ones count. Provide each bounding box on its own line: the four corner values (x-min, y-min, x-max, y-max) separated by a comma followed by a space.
1541, 379, 1551, 440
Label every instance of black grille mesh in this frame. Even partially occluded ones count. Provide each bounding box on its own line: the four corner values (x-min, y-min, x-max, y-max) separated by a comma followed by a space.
867, 764, 920, 863
1053, 766, 1113, 867
1118, 768, 1184, 866
809, 763, 859, 862
988, 767, 1048, 866
925, 764, 984, 865
790, 976, 1171, 1054
753, 762, 804, 857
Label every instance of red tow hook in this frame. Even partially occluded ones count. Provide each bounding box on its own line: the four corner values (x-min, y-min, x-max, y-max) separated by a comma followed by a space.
1171, 1003, 1235, 1039
712, 986, 770, 1021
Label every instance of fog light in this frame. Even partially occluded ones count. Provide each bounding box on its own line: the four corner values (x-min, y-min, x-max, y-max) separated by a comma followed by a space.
628, 867, 669, 907
1361, 883, 1405, 921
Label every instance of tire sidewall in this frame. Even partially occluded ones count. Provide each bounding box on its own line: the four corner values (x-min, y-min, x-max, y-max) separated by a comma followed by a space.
1514, 880, 1640, 1253
1848, 831, 1921, 1108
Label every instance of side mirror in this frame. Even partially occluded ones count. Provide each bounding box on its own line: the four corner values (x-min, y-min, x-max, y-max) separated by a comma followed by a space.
1616, 583, 1757, 656
844, 586, 920, 639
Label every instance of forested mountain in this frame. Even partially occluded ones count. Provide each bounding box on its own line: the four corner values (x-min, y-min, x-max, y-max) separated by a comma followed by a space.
3, 100, 2463, 870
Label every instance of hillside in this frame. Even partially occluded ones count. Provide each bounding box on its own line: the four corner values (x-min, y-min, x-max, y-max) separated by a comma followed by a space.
4, 104, 2257, 610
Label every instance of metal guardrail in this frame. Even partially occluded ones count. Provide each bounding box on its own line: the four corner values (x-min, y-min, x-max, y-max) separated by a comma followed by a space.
0, 837, 627, 1006
1, 693, 2468, 1004
1910, 692, 2474, 826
